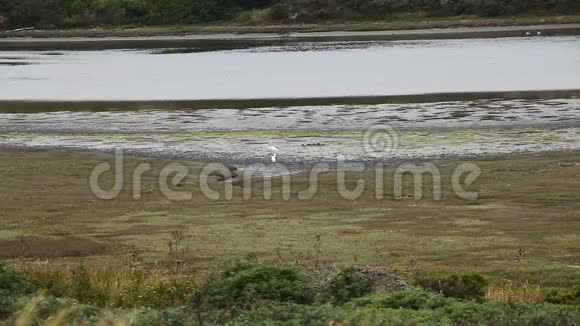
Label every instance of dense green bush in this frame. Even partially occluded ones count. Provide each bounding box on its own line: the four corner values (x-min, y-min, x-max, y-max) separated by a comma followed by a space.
416, 272, 488, 300
349, 288, 452, 310
0, 262, 37, 295
545, 284, 580, 306
230, 297, 580, 325
0, 261, 37, 319
445, 301, 580, 325
205, 261, 312, 307
269, 3, 290, 20
352, 291, 580, 325
322, 266, 408, 304
324, 266, 377, 304
120, 278, 197, 308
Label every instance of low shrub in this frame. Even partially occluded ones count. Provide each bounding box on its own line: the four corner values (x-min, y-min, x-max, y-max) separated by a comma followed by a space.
205, 261, 312, 307
270, 3, 290, 20
231, 299, 580, 325
322, 266, 408, 304
449, 301, 580, 325
0, 261, 37, 295
0, 261, 37, 319
119, 278, 197, 308
545, 284, 580, 306
349, 288, 452, 310
225, 302, 340, 325
113, 307, 189, 326
416, 272, 488, 300
228, 301, 452, 325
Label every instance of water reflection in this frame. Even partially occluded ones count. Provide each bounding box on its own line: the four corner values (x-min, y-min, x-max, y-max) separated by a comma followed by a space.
1, 37, 579, 101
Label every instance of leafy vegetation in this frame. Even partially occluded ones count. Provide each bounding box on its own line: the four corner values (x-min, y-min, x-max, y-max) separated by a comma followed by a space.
545, 283, 580, 306
231, 300, 580, 325
0, 0, 579, 29
204, 261, 312, 307
2, 260, 580, 325
324, 266, 378, 304
416, 272, 488, 300
349, 288, 452, 309
322, 266, 408, 304
0, 261, 37, 319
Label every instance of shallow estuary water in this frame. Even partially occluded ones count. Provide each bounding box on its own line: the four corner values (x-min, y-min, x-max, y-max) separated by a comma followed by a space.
1, 36, 579, 174
1, 36, 580, 100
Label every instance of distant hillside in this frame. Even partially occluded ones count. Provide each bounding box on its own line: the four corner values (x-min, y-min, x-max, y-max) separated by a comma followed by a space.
0, 0, 579, 29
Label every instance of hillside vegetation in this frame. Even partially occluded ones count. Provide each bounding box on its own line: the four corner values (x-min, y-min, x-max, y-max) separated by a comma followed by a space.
0, 0, 579, 29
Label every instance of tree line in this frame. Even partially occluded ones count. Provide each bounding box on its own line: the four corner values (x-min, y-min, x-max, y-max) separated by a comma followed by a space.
0, 0, 578, 29
0, 0, 272, 27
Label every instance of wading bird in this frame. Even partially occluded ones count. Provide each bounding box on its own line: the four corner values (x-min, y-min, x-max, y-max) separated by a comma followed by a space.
264, 144, 279, 163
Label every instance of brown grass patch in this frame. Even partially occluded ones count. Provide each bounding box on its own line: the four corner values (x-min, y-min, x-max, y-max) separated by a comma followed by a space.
0, 237, 108, 258
485, 282, 545, 303
12, 259, 199, 308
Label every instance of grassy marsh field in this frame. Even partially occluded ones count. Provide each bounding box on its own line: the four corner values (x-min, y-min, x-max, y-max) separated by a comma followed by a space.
1, 149, 579, 285
0, 148, 579, 324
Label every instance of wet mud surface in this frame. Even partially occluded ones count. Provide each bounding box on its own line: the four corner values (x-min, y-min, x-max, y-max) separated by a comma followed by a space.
1, 98, 579, 175
1, 99, 578, 133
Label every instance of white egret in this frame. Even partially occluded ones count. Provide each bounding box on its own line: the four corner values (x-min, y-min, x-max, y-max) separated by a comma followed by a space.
264, 144, 279, 153
264, 144, 279, 163
537, 31, 542, 35
526, 32, 531, 36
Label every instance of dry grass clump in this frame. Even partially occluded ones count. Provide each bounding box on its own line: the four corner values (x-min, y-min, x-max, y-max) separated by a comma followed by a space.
11, 259, 198, 309
485, 281, 545, 303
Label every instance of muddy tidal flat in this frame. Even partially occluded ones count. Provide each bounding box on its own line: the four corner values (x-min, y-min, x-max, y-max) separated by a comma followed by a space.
1, 98, 579, 174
